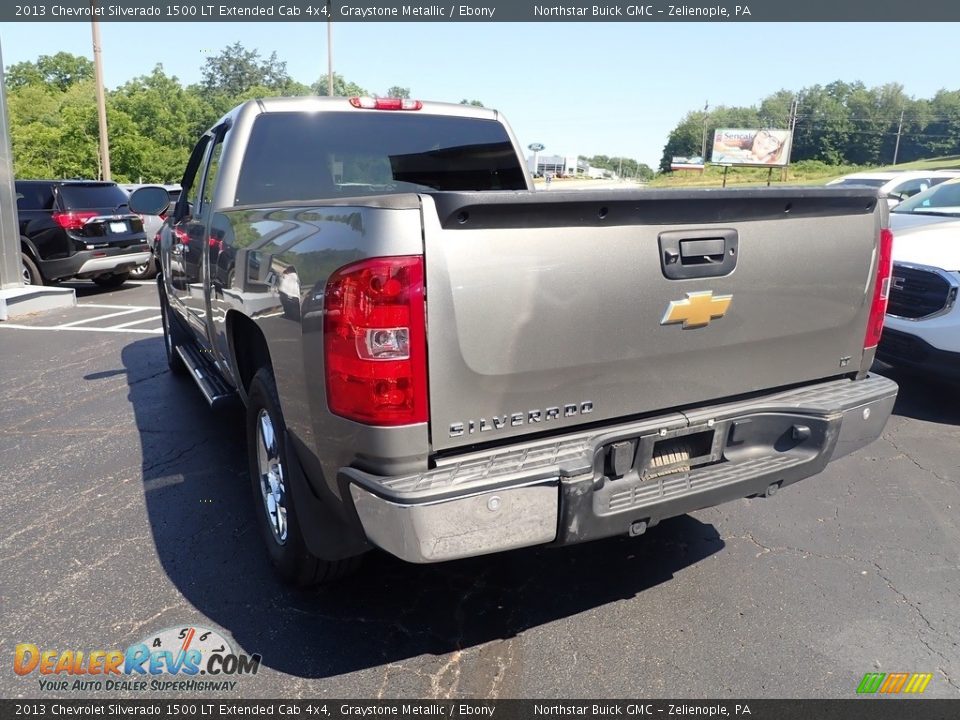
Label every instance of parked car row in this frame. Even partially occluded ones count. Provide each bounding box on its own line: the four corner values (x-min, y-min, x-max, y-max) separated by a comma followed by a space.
17, 179, 151, 287
16, 179, 180, 287
826, 169, 960, 208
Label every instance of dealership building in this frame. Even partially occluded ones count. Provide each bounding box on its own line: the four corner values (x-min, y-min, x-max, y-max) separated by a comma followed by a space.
526, 154, 607, 178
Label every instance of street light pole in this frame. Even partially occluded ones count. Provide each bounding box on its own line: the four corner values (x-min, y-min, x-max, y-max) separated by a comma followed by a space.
90, 2, 111, 180
326, 1, 334, 96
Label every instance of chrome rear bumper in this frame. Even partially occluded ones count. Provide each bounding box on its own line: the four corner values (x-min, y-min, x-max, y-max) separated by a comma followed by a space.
344, 374, 898, 563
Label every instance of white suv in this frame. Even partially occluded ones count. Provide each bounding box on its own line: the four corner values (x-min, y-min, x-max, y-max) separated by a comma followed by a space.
827, 170, 960, 208
878, 179, 960, 381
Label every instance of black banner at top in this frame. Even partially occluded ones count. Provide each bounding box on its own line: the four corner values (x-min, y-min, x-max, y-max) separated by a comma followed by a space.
4, 0, 960, 22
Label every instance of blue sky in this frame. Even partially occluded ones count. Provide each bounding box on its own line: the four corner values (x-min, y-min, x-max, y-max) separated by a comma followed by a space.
1, 22, 958, 168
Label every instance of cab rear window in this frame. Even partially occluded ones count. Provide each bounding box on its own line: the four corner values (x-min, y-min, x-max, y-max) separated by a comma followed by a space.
58, 184, 129, 210
234, 111, 527, 206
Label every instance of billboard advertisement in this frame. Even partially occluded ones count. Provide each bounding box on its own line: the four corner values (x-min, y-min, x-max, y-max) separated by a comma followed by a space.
711, 128, 793, 167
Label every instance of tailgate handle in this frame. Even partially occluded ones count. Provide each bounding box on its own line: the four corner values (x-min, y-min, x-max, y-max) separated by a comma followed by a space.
680, 238, 725, 263
659, 228, 738, 280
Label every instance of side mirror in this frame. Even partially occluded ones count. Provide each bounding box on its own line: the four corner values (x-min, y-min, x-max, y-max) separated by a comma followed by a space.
128, 186, 171, 216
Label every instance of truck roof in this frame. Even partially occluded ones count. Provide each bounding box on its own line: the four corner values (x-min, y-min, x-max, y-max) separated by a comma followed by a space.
245, 95, 500, 122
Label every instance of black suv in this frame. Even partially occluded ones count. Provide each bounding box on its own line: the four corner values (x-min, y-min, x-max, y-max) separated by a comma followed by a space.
17, 180, 151, 288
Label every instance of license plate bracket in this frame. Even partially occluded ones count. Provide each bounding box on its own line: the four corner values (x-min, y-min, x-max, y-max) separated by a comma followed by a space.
636, 422, 726, 480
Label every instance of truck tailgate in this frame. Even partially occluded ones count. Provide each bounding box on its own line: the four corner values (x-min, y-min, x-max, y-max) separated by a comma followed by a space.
422, 188, 884, 452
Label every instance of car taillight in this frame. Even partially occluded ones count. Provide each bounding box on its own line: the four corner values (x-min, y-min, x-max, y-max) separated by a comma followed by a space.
348, 96, 423, 111
323, 256, 428, 426
52, 211, 97, 231
864, 228, 894, 349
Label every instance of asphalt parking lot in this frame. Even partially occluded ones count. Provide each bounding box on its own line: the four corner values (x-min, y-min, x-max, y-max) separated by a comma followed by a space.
1, 280, 958, 699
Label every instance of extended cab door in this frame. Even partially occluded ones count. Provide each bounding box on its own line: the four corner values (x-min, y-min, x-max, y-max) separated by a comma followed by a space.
167, 128, 227, 344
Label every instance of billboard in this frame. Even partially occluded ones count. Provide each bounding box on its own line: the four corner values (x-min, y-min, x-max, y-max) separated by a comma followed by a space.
710, 128, 793, 167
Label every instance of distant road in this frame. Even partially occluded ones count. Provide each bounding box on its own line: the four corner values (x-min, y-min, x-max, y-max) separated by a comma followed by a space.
534, 178, 648, 191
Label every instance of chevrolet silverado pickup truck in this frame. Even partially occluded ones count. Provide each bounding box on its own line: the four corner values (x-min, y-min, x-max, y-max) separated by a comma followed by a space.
129, 96, 899, 586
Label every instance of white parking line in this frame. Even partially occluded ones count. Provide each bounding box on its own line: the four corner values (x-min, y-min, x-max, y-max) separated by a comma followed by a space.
59, 308, 147, 327
0, 302, 164, 334
0, 323, 162, 334
77, 304, 159, 310
108, 315, 163, 329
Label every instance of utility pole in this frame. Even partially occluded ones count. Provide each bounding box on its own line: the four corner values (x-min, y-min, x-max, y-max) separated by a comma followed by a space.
700, 100, 709, 159
700, 101, 709, 175
892, 109, 905, 165
90, 3, 110, 180
782, 95, 799, 182
326, 1, 334, 96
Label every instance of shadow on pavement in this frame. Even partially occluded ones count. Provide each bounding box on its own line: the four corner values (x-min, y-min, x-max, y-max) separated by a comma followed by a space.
61, 280, 146, 299
874, 361, 960, 425
122, 338, 724, 680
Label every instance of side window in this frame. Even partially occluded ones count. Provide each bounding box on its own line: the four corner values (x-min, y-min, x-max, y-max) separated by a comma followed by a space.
183, 137, 211, 212
893, 179, 928, 199
16, 184, 53, 211
199, 135, 226, 215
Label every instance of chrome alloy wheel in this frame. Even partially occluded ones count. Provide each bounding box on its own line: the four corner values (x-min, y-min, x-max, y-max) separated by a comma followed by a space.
22, 264, 31, 285
256, 409, 288, 545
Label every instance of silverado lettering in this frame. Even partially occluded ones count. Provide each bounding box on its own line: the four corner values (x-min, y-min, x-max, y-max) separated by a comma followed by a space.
449, 402, 594, 437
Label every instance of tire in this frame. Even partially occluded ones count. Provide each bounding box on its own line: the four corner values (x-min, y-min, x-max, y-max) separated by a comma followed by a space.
20, 253, 43, 286
129, 256, 157, 280
159, 288, 187, 376
246, 367, 361, 586
92, 271, 131, 289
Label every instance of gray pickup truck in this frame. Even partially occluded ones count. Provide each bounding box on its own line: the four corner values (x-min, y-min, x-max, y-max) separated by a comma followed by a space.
129, 97, 898, 586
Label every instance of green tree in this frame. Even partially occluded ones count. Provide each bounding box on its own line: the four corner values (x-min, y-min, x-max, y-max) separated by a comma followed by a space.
311, 73, 368, 97
200, 42, 296, 97
111, 65, 211, 182
7, 52, 93, 91
459, 99, 485, 107
384, 86, 410, 98
659, 110, 707, 172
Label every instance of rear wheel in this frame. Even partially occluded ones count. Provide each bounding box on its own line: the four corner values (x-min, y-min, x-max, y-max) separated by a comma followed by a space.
129, 257, 157, 280
20, 253, 43, 286
92, 271, 130, 289
246, 367, 361, 586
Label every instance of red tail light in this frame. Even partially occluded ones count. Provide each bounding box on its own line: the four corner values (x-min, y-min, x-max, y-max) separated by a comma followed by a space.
52, 211, 97, 231
864, 228, 894, 349
323, 256, 428, 426
348, 96, 423, 111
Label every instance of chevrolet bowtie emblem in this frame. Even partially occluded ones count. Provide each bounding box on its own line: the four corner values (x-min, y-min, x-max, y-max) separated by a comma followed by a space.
661, 291, 732, 329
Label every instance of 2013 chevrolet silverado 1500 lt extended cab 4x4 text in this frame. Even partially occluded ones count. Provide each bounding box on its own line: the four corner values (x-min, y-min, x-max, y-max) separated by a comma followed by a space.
129, 96, 898, 586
